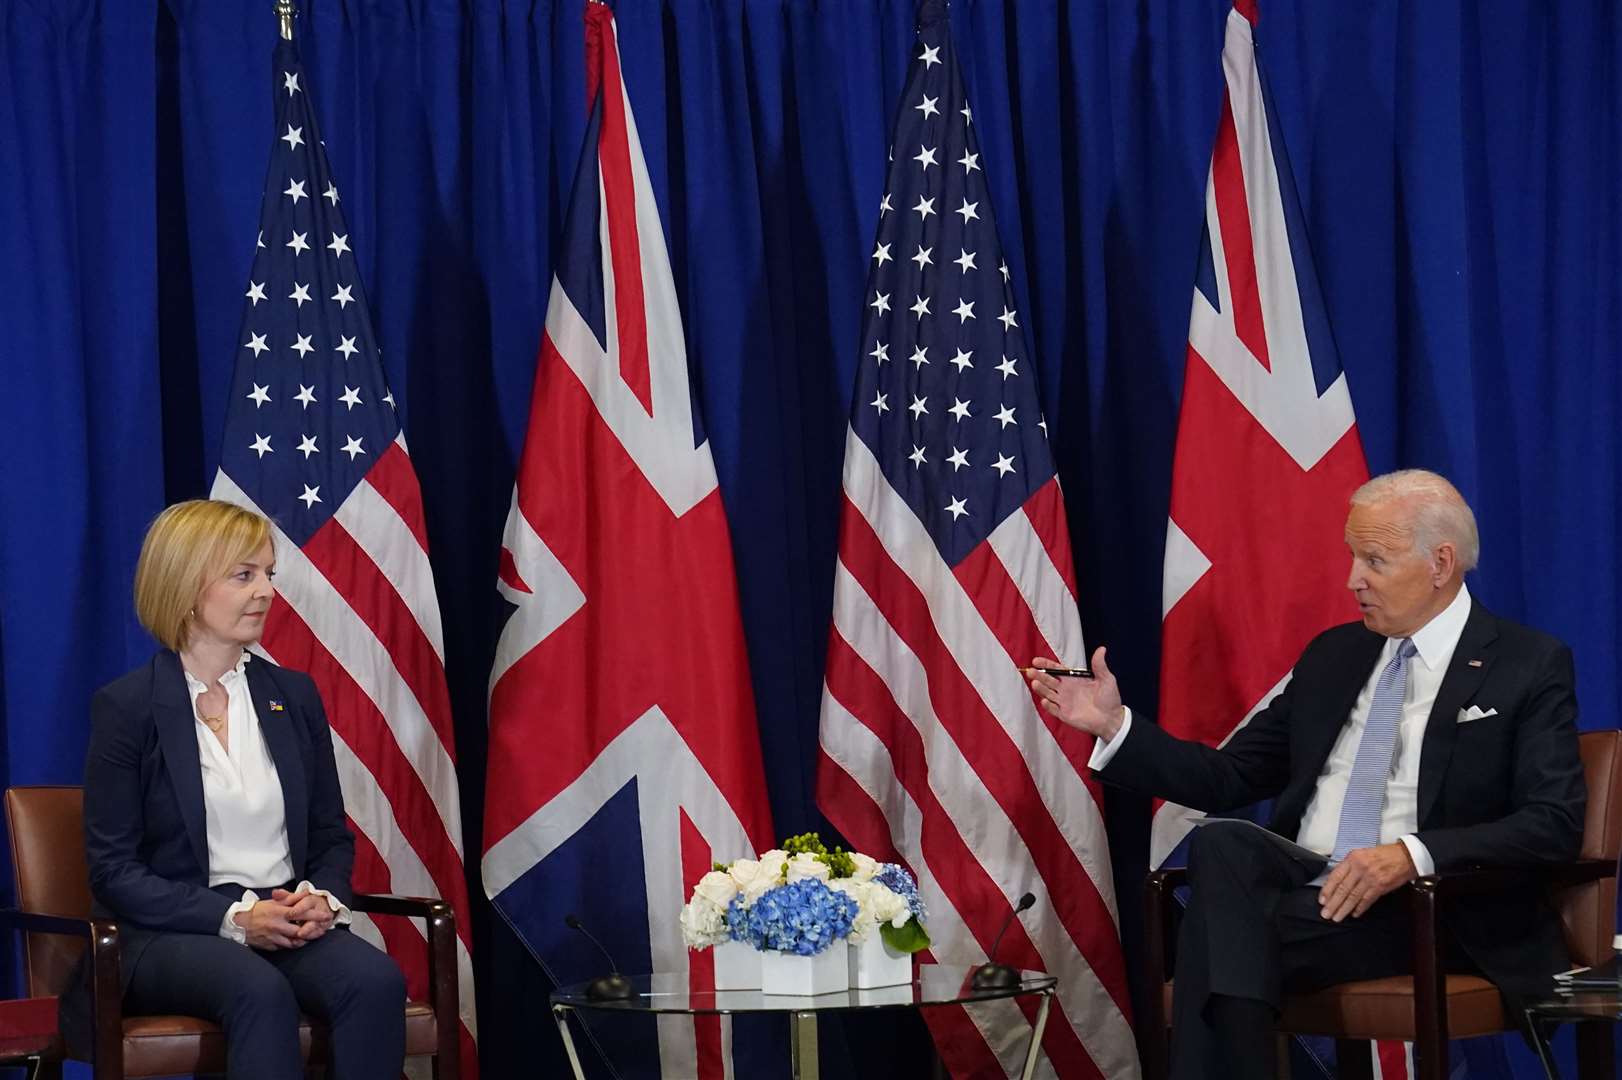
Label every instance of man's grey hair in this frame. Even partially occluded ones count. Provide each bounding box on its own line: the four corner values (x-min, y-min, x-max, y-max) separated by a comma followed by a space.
1350, 469, 1480, 572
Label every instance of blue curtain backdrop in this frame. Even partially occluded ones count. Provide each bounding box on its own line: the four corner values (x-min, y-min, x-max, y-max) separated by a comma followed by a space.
2, 0, 1618, 1076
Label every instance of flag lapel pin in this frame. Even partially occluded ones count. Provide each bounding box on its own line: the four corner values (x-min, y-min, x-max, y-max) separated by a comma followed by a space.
1467, 659, 1484, 668
268, 699, 285, 712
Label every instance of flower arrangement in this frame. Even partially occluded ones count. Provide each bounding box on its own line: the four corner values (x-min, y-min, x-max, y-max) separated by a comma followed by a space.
680, 833, 930, 956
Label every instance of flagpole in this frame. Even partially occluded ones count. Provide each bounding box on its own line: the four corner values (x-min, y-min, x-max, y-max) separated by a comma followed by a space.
275, 0, 295, 41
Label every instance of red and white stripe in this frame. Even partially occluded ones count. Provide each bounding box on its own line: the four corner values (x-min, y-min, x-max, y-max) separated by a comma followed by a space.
819, 433, 1138, 1080
213, 435, 478, 1077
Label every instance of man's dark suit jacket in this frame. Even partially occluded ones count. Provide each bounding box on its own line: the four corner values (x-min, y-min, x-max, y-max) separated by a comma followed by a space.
82, 650, 355, 988
1099, 600, 1586, 1003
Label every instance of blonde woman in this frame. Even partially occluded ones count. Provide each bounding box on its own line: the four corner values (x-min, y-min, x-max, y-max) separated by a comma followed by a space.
79, 499, 404, 1079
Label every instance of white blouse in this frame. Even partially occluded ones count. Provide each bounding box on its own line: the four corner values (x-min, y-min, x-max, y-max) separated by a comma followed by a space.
183, 653, 350, 944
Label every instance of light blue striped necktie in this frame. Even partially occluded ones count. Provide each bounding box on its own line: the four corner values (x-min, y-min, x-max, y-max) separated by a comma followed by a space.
1324, 637, 1417, 871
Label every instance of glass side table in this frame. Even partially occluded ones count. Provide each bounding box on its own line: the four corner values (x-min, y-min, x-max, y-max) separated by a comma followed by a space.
1524, 988, 1621, 1080
551, 962, 1059, 1080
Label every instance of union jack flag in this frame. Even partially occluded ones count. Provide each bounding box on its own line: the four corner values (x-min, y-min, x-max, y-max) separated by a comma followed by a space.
209, 35, 478, 1077
481, 3, 774, 1077
815, 3, 1136, 1076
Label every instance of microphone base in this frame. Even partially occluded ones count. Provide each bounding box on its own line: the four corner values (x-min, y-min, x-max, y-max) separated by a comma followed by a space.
585, 974, 635, 1001
970, 963, 1021, 991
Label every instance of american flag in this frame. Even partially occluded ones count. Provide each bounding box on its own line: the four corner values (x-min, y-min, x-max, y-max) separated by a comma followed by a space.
815, 3, 1136, 1077
1155, 2, 1398, 1076
209, 36, 478, 1077
481, 4, 774, 1078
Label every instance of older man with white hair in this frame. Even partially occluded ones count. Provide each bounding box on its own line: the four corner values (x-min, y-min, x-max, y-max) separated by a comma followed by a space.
1030, 469, 1586, 1080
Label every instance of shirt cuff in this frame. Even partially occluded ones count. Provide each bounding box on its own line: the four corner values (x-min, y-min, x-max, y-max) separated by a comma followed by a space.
1086, 707, 1133, 770
220, 888, 260, 944
293, 881, 353, 926
1399, 834, 1435, 877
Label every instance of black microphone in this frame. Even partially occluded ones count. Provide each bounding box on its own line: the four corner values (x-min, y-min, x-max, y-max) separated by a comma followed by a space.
971, 892, 1037, 990
564, 914, 635, 1001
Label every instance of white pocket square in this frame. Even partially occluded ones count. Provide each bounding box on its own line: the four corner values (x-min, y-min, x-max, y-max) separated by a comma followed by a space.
1457, 705, 1499, 723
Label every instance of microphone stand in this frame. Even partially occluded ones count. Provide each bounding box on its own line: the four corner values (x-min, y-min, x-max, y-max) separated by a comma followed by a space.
971, 892, 1037, 990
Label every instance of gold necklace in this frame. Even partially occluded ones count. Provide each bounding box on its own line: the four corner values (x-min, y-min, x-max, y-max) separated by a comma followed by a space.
200, 712, 226, 732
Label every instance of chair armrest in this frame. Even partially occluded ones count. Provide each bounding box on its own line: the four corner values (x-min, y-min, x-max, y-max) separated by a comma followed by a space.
1411, 858, 1614, 899
350, 894, 459, 1080
0, 909, 123, 1072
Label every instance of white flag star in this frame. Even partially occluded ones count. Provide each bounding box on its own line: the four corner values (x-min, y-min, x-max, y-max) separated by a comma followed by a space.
873, 241, 892, 266
916, 95, 939, 119
291, 334, 314, 357
298, 484, 321, 509
871, 291, 891, 315
913, 145, 938, 170
954, 249, 977, 273
328, 233, 350, 258
952, 298, 975, 323
286, 231, 310, 256
256, 230, 265, 250
948, 397, 973, 422
956, 198, 979, 224
245, 332, 269, 357
294, 384, 317, 409
996, 355, 1019, 379
961, 103, 973, 124
247, 383, 271, 408
950, 348, 974, 372
871, 391, 890, 414
999, 306, 1019, 330
879, 193, 892, 217
281, 124, 304, 150
341, 436, 366, 460
288, 282, 311, 307
910, 345, 930, 369
909, 394, 929, 419
994, 404, 1017, 429
323, 182, 340, 205
991, 453, 1016, 477
959, 149, 981, 174
947, 447, 969, 471
331, 284, 354, 309
910, 294, 932, 319
283, 178, 307, 205
911, 244, 934, 270
335, 335, 359, 359
283, 71, 300, 96
245, 281, 266, 306
297, 434, 319, 458
913, 195, 936, 221
920, 44, 941, 68
945, 495, 968, 520
869, 341, 889, 365
1000, 260, 1011, 282
908, 445, 928, 468
382, 390, 396, 408
339, 385, 363, 410
249, 434, 273, 458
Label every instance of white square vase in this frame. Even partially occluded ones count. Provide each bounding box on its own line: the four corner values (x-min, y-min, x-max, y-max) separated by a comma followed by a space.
711, 940, 761, 990
848, 933, 913, 988
760, 946, 849, 996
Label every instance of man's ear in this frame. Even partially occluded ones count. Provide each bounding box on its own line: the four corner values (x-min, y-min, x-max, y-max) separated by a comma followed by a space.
1431, 542, 1458, 587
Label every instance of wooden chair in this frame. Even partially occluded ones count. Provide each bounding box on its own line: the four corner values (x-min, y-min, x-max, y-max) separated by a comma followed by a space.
1144, 729, 1622, 1080
0, 785, 461, 1079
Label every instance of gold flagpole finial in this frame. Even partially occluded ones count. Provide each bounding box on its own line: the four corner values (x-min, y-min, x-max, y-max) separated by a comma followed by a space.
275, 0, 296, 41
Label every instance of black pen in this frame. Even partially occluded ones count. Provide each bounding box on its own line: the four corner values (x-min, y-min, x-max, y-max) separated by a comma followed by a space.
1020, 666, 1094, 679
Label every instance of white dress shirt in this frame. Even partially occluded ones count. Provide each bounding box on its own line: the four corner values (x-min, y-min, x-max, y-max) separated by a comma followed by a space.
1091, 584, 1475, 876
183, 653, 351, 943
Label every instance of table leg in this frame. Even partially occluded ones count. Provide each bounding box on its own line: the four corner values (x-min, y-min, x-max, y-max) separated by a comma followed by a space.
790, 1010, 819, 1080
1017, 990, 1054, 1080
552, 1004, 590, 1080
1522, 1010, 1562, 1080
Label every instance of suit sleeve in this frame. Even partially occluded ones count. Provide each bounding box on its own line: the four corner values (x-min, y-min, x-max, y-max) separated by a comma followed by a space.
1415, 643, 1586, 871
296, 675, 355, 904
1094, 673, 1297, 813
82, 689, 233, 933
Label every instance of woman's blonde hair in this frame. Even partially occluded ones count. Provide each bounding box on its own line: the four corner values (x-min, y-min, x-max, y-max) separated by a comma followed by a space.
133, 500, 273, 652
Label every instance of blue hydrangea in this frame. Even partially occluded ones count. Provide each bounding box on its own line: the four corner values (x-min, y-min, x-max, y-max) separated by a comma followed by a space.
725, 879, 857, 956
873, 863, 926, 921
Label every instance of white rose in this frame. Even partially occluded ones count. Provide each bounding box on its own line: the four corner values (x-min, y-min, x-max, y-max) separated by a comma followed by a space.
849, 852, 880, 882
785, 852, 830, 883
829, 879, 874, 942
867, 882, 911, 929
693, 869, 738, 907
729, 856, 783, 904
